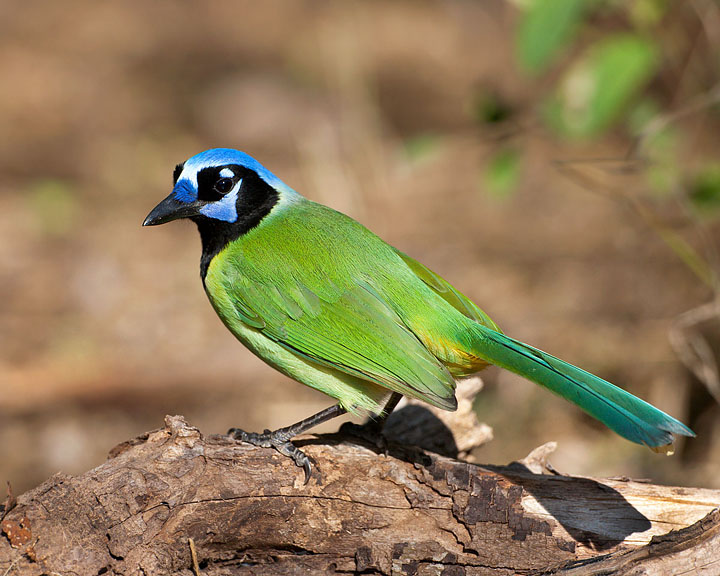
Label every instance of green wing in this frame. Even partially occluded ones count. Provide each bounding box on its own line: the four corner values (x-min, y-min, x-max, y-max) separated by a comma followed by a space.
395, 250, 501, 332
220, 270, 458, 410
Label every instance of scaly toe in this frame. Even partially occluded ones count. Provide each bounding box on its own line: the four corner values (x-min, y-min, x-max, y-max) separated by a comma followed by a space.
227, 427, 248, 441
227, 428, 275, 448
228, 428, 313, 483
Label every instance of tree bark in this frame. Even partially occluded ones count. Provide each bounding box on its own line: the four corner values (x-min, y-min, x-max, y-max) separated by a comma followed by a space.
1, 415, 718, 576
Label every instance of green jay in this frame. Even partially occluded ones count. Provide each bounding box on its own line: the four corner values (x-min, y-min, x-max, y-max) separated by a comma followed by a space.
144, 148, 694, 481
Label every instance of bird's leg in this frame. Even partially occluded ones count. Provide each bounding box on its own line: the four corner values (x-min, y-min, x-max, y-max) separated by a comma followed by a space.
228, 403, 347, 484
375, 392, 403, 428
340, 392, 403, 451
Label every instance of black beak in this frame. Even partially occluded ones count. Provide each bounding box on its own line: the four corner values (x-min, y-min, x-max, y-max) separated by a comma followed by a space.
143, 193, 198, 226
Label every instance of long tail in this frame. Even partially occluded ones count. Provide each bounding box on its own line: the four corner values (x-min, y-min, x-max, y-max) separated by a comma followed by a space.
471, 324, 695, 451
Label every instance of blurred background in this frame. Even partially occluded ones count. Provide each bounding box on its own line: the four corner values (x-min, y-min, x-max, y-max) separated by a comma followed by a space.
1, 0, 719, 495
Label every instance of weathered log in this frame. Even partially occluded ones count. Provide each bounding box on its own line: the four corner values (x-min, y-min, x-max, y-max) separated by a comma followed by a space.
1, 415, 718, 575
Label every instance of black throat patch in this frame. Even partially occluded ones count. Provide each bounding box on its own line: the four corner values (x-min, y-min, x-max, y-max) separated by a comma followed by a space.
194, 166, 280, 281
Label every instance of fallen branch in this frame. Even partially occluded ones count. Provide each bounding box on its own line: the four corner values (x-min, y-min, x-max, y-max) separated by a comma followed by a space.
0, 415, 718, 575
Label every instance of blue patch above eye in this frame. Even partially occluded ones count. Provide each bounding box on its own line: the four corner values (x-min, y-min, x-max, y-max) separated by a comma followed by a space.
184, 148, 289, 192
174, 179, 197, 203
198, 181, 241, 223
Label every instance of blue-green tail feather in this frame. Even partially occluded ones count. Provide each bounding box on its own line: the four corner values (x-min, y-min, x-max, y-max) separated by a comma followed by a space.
472, 325, 695, 449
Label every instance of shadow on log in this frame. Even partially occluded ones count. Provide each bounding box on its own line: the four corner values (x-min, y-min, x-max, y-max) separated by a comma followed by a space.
0, 415, 718, 575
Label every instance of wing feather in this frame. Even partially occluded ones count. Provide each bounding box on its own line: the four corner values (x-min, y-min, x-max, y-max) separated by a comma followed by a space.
221, 273, 457, 410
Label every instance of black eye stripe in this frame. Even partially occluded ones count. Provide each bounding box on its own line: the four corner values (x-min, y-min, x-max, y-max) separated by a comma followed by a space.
196, 164, 246, 201
197, 167, 226, 201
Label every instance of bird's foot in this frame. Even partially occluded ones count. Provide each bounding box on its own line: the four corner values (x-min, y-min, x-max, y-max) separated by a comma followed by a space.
339, 420, 389, 454
226, 404, 347, 485
228, 427, 313, 484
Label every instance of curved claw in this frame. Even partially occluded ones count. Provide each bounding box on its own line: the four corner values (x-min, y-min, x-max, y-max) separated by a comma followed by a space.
302, 459, 312, 485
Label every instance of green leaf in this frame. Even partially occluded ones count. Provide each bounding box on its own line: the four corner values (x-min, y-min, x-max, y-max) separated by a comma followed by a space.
516, 0, 596, 73
546, 34, 659, 137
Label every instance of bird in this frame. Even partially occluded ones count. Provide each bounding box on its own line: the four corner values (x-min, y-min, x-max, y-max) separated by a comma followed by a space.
143, 147, 694, 482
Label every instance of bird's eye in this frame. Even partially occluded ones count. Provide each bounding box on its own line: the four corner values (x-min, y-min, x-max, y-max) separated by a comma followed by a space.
214, 177, 234, 194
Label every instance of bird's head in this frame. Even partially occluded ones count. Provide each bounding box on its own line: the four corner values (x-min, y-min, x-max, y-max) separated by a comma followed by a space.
144, 148, 299, 277
143, 148, 294, 228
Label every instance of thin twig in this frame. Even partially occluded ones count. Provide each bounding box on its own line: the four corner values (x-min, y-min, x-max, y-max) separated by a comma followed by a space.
554, 156, 719, 289
629, 83, 720, 159
1, 556, 19, 576
188, 537, 201, 576
670, 300, 720, 403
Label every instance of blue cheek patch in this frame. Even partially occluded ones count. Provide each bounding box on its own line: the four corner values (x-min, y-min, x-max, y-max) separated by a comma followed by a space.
199, 183, 241, 223
174, 179, 197, 203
